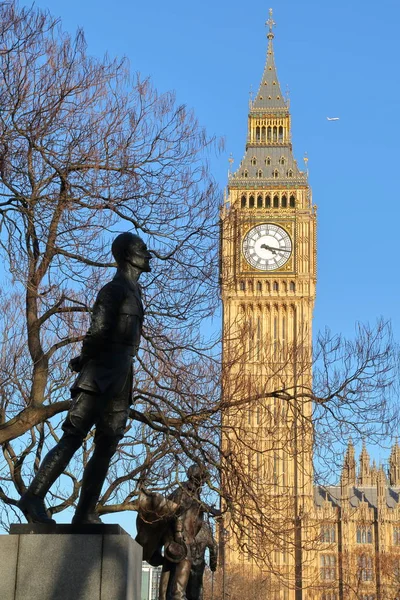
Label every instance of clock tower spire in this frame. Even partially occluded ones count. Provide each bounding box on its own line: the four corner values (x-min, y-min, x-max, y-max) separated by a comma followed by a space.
220, 10, 316, 596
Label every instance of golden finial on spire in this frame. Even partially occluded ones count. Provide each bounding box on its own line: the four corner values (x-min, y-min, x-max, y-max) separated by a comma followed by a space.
266, 8, 276, 39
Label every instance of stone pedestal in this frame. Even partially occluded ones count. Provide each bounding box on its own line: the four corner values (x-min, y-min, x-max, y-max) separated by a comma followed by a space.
0, 524, 142, 600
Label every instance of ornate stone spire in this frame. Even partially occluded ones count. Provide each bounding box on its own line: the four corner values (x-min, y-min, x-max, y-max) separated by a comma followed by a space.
359, 443, 371, 486
252, 8, 287, 112
376, 467, 387, 509
389, 441, 400, 486
231, 10, 307, 185
341, 440, 356, 486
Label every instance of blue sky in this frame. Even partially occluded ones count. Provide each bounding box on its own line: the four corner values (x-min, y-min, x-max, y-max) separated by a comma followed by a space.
23, 0, 399, 530
42, 0, 400, 339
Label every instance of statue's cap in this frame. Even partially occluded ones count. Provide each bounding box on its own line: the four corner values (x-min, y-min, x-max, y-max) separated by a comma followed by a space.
187, 463, 209, 483
111, 232, 144, 264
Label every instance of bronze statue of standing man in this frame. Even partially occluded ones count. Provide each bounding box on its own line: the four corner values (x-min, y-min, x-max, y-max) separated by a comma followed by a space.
18, 232, 152, 525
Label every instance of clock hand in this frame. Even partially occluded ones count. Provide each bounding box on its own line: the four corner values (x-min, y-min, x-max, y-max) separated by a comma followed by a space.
260, 243, 277, 255
260, 243, 291, 254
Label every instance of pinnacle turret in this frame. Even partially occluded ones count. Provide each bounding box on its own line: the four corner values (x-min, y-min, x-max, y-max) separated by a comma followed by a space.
389, 441, 400, 486
359, 443, 371, 485
377, 467, 387, 507
341, 441, 356, 486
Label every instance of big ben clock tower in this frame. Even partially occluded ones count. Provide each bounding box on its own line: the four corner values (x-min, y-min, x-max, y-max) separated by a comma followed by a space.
220, 10, 316, 598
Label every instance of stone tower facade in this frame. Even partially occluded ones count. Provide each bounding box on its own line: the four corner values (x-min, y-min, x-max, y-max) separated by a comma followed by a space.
220, 9, 316, 598
219, 12, 400, 600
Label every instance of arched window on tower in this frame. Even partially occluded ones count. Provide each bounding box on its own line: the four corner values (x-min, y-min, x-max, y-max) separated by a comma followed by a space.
282, 314, 287, 347
282, 449, 288, 484
266, 195, 271, 208
290, 194, 296, 207
265, 157, 271, 166
261, 126, 266, 142
265, 281, 270, 292
273, 317, 278, 359
256, 127, 260, 142
273, 126, 277, 142
251, 156, 257, 166
279, 156, 285, 165
273, 452, 279, 488
257, 281, 262, 292
239, 281, 246, 291
267, 127, 272, 142
273, 170, 279, 178
273, 281, 279, 291
256, 316, 261, 361
287, 169, 293, 178
281, 195, 287, 208
241, 195, 246, 208
257, 169, 263, 178
279, 126, 284, 142
273, 195, 279, 207
249, 195, 255, 208
243, 169, 248, 178
290, 281, 295, 292
257, 195, 263, 208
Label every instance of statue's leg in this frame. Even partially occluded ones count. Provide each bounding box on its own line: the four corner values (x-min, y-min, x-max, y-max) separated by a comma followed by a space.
170, 559, 191, 600
72, 433, 119, 524
159, 563, 173, 600
186, 562, 205, 600
72, 378, 130, 524
18, 391, 95, 524
197, 562, 206, 600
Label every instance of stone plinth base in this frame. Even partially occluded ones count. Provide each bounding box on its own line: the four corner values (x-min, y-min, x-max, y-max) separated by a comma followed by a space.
1, 524, 142, 600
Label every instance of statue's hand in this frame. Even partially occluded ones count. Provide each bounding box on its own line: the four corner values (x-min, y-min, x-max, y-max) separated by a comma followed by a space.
69, 355, 82, 373
174, 530, 184, 544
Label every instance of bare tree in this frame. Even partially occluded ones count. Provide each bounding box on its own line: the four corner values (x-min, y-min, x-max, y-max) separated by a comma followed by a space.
0, 8, 398, 586
0, 1, 221, 527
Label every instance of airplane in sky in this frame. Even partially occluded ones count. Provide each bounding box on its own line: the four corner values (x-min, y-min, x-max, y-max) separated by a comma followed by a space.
326, 117, 340, 121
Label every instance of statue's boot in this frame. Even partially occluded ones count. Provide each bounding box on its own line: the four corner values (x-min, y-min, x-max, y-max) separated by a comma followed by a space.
17, 434, 81, 524
170, 559, 191, 600
17, 491, 55, 525
72, 440, 115, 525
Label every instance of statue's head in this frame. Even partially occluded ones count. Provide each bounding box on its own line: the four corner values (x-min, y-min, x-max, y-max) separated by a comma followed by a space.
187, 463, 209, 485
112, 232, 152, 273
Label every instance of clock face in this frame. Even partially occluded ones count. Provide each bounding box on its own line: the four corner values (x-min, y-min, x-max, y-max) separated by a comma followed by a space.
242, 223, 292, 271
